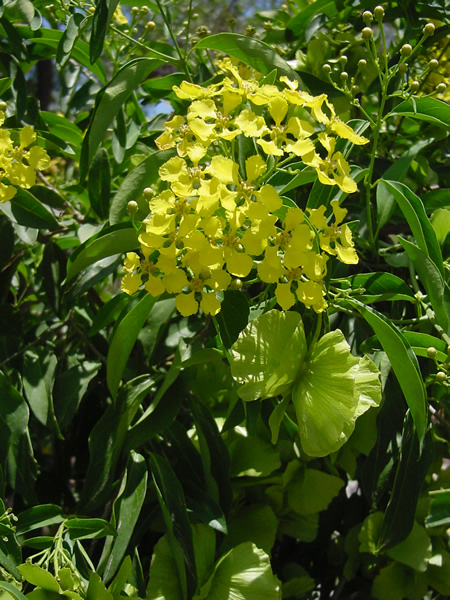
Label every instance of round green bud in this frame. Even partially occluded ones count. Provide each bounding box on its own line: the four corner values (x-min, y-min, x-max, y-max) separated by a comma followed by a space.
362, 27, 373, 40
436, 82, 447, 93
131, 6, 139, 15
362, 11, 373, 24
436, 371, 447, 383
428, 59, 439, 70
410, 80, 420, 92
127, 200, 138, 214
281, 3, 288, 9
358, 58, 367, 69
322, 63, 332, 73
427, 347, 438, 359
424, 22, 435, 36
182, 20, 189, 26
230, 278, 243, 290
139, 6, 149, 14
374, 5, 385, 19
0, 101, 7, 110
401, 44, 412, 57
399, 63, 408, 74
143, 187, 154, 198
264, 21, 273, 31
339, 55, 348, 66
145, 20, 156, 31
193, 13, 199, 18
88, 6, 95, 13
351, 85, 360, 95
340, 71, 349, 81
245, 25, 256, 36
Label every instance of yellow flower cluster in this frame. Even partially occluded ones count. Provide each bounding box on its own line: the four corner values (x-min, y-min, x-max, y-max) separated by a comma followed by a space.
0, 110, 50, 203
122, 60, 364, 316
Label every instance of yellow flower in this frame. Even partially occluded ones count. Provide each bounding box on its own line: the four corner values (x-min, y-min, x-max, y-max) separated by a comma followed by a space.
309, 200, 358, 264
305, 133, 358, 194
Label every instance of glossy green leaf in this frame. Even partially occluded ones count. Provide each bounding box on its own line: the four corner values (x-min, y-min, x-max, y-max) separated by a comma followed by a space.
90, 0, 120, 63
40, 111, 83, 151
389, 96, 450, 128
80, 58, 165, 180
107, 293, 156, 397
4, 0, 41, 29
193, 33, 306, 88
386, 522, 432, 572
403, 332, 448, 362
332, 272, 415, 303
53, 361, 101, 430
215, 290, 249, 349
431, 207, 450, 244
147, 534, 183, 600
23, 348, 61, 437
56, 12, 87, 68
287, 0, 337, 39
65, 518, 117, 540
426, 489, 450, 528
221, 504, 278, 556
109, 149, 175, 225
78, 376, 153, 513
0, 582, 28, 600
378, 413, 433, 550
25, 27, 106, 83
88, 148, 111, 220
230, 310, 307, 402
376, 140, 431, 232
86, 573, 114, 600
98, 451, 148, 583
398, 236, 449, 335
346, 298, 427, 443
287, 469, 344, 516
7, 188, 59, 230
18, 563, 60, 592
380, 180, 444, 277
65, 223, 138, 282
149, 452, 196, 600
16, 504, 64, 535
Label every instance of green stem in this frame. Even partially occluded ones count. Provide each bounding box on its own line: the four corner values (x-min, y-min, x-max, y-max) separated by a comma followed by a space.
154, 0, 193, 81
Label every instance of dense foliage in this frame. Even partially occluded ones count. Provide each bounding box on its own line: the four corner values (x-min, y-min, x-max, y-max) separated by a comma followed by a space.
0, 1, 449, 599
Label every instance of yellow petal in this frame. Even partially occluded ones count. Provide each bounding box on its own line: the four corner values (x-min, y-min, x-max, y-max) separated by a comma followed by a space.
145, 275, 165, 297
206, 156, 239, 185
200, 292, 221, 315
257, 185, 282, 211
268, 96, 288, 126
176, 291, 199, 316
121, 273, 142, 295
245, 155, 266, 182
276, 282, 295, 310
20, 125, 36, 148
226, 250, 253, 277
330, 120, 369, 145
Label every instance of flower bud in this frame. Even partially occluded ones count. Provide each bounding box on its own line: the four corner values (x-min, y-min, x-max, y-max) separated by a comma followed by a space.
88, 6, 95, 13
340, 71, 349, 81
410, 80, 420, 92
399, 63, 408, 74
358, 58, 367, 69
427, 347, 438, 359
362, 27, 373, 40
436, 371, 447, 383
246, 25, 256, 36
424, 22, 435, 36
363, 10, 373, 24
322, 63, 332, 74
351, 85, 360, 95
140, 6, 149, 14
339, 55, 348, 66
230, 278, 243, 290
145, 20, 156, 31
131, 6, 139, 16
127, 200, 138, 214
436, 82, 447, 94
374, 6, 385, 19
0, 101, 7, 110
263, 21, 273, 31
401, 44, 412, 57
144, 187, 154, 198
428, 59, 438, 70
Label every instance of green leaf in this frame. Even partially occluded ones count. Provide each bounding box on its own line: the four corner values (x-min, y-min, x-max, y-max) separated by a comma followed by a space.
6, 188, 59, 230
4, 0, 41, 29
53, 361, 101, 430
378, 413, 433, 550
376, 139, 432, 232
65, 518, 117, 540
109, 149, 175, 225
221, 504, 278, 556
398, 237, 449, 336
86, 573, 114, 600
107, 293, 156, 398
23, 348, 61, 437
56, 12, 87, 68
332, 272, 415, 303
228, 429, 281, 477
0, 582, 28, 600
386, 522, 432, 572
16, 504, 64, 535
431, 207, 450, 244
78, 376, 153, 513
24, 27, 106, 83
287, 0, 337, 39
90, 0, 120, 64
196, 542, 282, 600
402, 332, 448, 362
230, 310, 307, 402
193, 33, 306, 88
346, 299, 427, 444
379, 180, 444, 277
389, 96, 450, 128
215, 291, 249, 349
18, 563, 60, 592
88, 148, 111, 220
98, 451, 148, 583
426, 489, 450, 528
65, 223, 138, 282
146, 534, 183, 600
80, 58, 165, 181
149, 453, 197, 600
